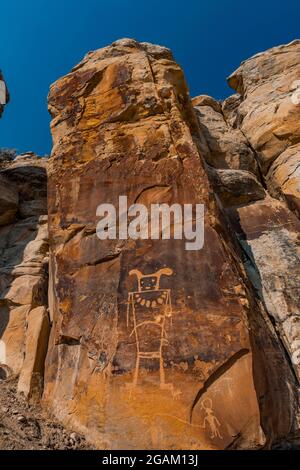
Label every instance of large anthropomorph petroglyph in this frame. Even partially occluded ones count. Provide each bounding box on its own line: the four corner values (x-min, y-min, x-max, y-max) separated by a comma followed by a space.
126, 268, 174, 392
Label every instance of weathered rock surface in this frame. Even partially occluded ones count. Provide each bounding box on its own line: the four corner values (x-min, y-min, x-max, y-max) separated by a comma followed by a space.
194, 41, 300, 447
0, 174, 18, 225
206, 168, 265, 207
228, 40, 300, 216
267, 143, 300, 216
227, 198, 300, 381
226, 42, 300, 392
43, 38, 298, 450
17, 306, 50, 399
192, 95, 259, 175
0, 153, 49, 399
1, 39, 300, 450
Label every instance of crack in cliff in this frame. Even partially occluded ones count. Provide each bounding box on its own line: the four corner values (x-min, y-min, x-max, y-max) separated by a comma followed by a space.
274, 161, 300, 190
239, 128, 267, 189
234, 229, 300, 387
189, 348, 250, 424
82, 251, 121, 268
56, 335, 81, 346
143, 52, 184, 162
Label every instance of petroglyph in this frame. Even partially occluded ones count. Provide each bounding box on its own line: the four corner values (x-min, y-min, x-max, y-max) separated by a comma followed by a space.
126, 267, 177, 394
201, 398, 223, 440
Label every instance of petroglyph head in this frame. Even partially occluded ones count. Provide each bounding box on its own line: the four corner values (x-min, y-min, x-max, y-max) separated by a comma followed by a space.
129, 267, 173, 292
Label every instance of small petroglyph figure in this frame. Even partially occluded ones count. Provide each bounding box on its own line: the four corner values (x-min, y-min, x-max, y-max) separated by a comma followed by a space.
201, 398, 223, 439
126, 267, 176, 393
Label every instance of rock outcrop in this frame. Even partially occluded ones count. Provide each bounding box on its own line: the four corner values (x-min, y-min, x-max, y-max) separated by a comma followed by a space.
193, 94, 259, 175
227, 40, 300, 217
0, 152, 49, 399
0, 174, 19, 225
1, 39, 299, 450
193, 40, 300, 446
43, 38, 298, 450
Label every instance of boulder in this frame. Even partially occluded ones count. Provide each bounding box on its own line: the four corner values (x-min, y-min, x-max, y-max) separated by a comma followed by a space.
0, 305, 31, 372
17, 306, 50, 399
207, 168, 265, 206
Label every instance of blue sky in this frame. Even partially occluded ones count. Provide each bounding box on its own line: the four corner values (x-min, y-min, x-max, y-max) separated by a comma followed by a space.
0, 0, 299, 155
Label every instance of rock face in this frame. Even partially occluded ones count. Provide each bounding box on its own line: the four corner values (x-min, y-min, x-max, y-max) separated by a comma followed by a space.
193, 95, 259, 175
1, 39, 300, 450
227, 40, 300, 217
0, 152, 49, 399
205, 168, 265, 207
228, 199, 300, 381
0, 174, 19, 225
266, 144, 300, 216
43, 38, 298, 450
194, 41, 300, 446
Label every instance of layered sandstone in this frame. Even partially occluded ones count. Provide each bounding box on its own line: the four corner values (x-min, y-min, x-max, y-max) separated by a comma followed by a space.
43, 38, 298, 450
0, 39, 299, 450
0, 152, 49, 399
193, 41, 300, 445
227, 40, 300, 217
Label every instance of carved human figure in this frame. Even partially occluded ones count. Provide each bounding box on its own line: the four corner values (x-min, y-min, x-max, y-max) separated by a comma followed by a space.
201, 398, 223, 439
126, 267, 174, 391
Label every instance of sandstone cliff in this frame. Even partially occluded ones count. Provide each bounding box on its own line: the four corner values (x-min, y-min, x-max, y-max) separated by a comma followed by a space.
228, 40, 300, 217
43, 39, 299, 449
0, 39, 300, 450
194, 40, 300, 389
0, 151, 49, 399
